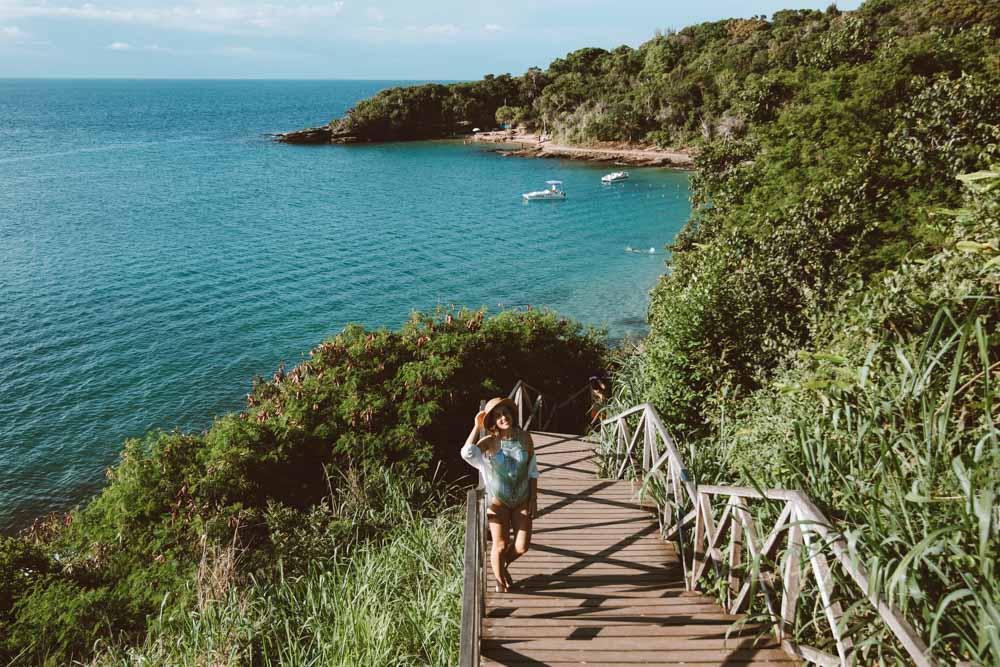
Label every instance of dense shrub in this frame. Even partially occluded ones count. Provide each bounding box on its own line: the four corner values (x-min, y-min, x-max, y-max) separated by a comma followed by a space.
632, 14, 1000, 435
594, 3, 998, 661
607, 154, 998, 666
700, 171, 999, 663
0, 308, 606, 665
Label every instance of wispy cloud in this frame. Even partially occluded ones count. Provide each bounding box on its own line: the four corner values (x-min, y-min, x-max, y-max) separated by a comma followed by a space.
0, 23, 49, 45
102, 40, 262, 57
0, 23, 25, 38
358, 21, 471, 45
365, 6, 383, 23
484, 23, 501, 33
215, 45, 255, 55
106, 40, 166, 51
405, 23, 459, 36
0, 1, 346, 35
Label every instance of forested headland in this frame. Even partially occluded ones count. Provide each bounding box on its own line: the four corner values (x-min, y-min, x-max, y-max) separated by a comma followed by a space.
3, 0, 999, 665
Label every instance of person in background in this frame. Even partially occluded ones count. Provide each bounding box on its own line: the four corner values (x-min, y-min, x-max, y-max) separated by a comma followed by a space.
461, 397, 539, 592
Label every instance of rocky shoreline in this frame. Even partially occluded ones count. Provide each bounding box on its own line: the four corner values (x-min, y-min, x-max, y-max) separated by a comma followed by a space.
274, 126, 694, 169
467, 130, 694, 169
499, 141, 693, 169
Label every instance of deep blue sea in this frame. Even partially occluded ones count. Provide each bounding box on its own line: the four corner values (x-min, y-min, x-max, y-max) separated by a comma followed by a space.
0, 79, 691, 532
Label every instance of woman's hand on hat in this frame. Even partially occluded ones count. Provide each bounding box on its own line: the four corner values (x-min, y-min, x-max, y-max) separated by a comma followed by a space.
475, 410, 487, 429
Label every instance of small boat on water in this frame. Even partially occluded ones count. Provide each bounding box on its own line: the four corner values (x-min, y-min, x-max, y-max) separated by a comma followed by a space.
602, 171, 630, 183
522, 180, 566, 200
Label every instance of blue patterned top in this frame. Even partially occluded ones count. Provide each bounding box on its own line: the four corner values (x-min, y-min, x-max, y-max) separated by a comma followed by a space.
461, 433, 539, 508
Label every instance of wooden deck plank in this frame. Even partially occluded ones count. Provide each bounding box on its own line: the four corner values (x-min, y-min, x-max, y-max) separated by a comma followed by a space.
484, 624, 767, 638
483, 638, 783, 651
482, 649, 797, 663
479, 432, 796, 667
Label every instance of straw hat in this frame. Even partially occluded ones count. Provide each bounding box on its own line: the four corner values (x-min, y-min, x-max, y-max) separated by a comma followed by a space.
481, 396, 517, 427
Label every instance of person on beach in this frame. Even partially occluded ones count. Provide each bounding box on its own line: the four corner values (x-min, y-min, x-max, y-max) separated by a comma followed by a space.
461, 397, 539, 592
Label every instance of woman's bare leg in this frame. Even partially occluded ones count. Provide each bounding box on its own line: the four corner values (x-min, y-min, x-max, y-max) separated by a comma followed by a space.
504, 503, 533, 588
487, 505, 511, 592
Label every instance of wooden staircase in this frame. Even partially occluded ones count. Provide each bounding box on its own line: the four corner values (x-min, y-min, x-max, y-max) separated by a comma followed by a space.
481, 432, 796, 666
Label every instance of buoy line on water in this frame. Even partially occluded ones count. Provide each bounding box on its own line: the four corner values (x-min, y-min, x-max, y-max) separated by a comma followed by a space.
625, 246, 657, 254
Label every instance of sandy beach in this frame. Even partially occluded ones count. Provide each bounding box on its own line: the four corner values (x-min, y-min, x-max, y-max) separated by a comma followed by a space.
467, 129, 694, 169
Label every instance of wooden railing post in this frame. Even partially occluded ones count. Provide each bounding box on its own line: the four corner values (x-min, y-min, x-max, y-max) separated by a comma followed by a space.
459, 488, 482, 667
691, 490, 706, 590
516, 384, 524, 427
727, 495, 743, 609
616, 418, 624, 465
800, 516, 854, 665
643, 407, 654, 472
780, 507, 803, 642
478, 490, 486, 621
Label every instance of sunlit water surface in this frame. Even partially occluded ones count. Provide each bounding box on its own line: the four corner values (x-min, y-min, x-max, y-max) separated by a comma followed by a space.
0, 79, 691, 531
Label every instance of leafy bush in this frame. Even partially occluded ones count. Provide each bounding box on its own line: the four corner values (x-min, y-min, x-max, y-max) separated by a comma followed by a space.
495, 105, 527, 127
1, 308, 606, 665
625, 12, 1000, 436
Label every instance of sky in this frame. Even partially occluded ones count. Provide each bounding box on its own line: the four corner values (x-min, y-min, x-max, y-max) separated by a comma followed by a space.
0, 0, 864, 79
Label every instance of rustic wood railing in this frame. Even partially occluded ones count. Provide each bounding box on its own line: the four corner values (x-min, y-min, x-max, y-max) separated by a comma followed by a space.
508, 378, 595, 432
458, 486, 486, 667
507, 380, 545, 430
600, 402, 937, 667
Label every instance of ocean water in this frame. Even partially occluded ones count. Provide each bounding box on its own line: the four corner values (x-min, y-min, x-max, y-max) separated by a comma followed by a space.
0, 79, 691, 532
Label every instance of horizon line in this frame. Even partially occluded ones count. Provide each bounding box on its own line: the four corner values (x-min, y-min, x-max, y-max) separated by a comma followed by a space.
0, 76, 472, 81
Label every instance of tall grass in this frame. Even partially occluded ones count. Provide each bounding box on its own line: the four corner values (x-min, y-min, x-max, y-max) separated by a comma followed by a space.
599, 304, 998, 664
88, 470, 463, 667
777, 307, 999, 663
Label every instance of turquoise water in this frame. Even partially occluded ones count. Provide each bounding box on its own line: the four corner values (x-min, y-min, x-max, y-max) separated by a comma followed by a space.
0, 80, 691, 532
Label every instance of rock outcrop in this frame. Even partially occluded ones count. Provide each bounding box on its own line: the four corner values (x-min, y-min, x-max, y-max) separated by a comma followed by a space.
274, 125, 332, 144
274, 122, 362, 144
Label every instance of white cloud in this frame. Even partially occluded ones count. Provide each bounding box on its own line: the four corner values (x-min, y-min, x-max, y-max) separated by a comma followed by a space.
365, 6, 384, 23
0, 24, 24, 38
405, 23, 459, 36
0, 1, 346, 35
216, 45, 255, 55
484, 23, 501, 33
107, 41, 170, 51
0, 23, 51, 45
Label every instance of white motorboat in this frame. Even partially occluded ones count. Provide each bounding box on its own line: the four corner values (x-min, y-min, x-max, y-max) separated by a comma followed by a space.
601, 171, 630, 183
522, 180, 566, 200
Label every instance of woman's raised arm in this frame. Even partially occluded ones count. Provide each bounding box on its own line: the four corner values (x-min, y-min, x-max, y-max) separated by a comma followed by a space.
461, 410, 491, 465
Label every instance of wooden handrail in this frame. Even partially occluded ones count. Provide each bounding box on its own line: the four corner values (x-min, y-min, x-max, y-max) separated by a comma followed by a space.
508, 378, 596, 433
458, 487, 485, 667
600, 402, 936, 667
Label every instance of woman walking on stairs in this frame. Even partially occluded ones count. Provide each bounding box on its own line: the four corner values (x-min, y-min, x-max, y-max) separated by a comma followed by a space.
461, 397, 539, 592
